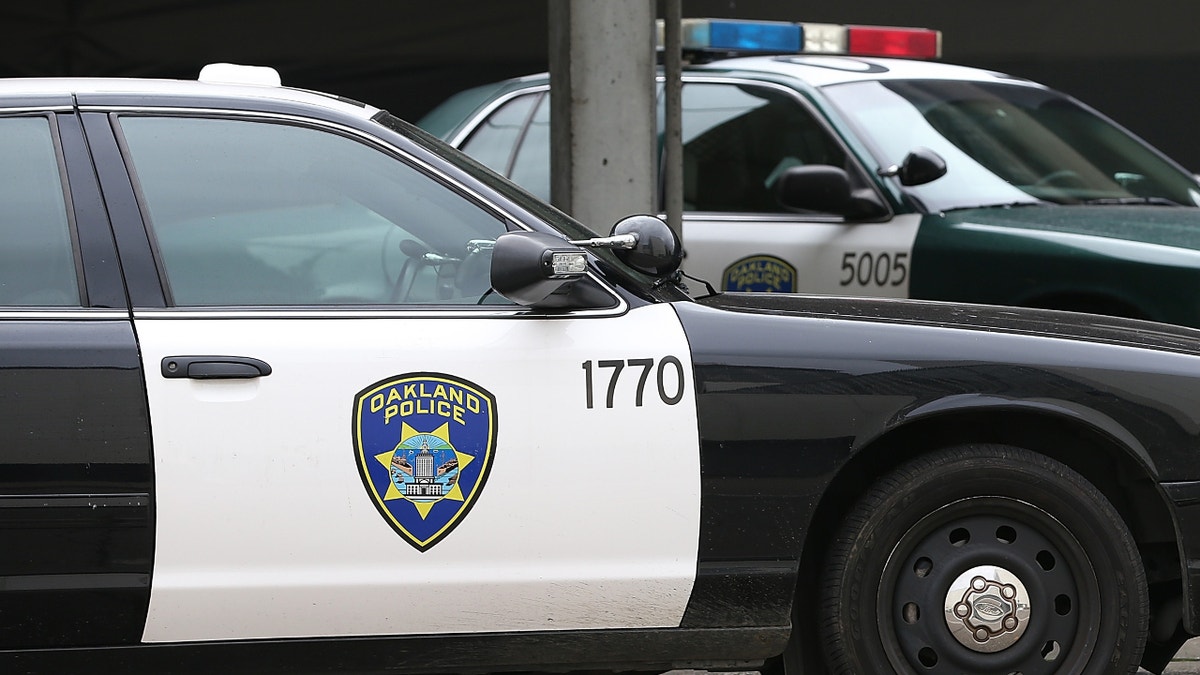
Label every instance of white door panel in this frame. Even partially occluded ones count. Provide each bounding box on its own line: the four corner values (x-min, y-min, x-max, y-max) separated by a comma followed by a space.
681, 214, 921, 297
138, 304, 699, 642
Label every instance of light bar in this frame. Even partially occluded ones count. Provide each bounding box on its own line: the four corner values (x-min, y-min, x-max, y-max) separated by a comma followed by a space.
658, 19, 942, 60
846, 25, 942, 59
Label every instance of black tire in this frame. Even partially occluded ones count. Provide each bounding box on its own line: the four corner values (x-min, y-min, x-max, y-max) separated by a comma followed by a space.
820, 445, 1148, 675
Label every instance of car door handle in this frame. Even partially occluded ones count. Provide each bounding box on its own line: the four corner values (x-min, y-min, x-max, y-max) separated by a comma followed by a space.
161, 356, 273, 379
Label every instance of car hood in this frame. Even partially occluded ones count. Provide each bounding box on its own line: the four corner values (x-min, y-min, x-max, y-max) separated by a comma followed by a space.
698, 292, 1200, 357
942, 205, 1200, 250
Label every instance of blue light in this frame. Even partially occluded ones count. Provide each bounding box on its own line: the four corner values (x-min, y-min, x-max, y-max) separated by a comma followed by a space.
707, 20, 801, 52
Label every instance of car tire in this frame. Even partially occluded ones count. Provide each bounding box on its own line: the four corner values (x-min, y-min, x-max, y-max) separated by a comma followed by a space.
819, 444, 1148, 674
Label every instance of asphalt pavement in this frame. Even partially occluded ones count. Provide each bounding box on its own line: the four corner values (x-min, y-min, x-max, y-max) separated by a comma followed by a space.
678, 637, 1200, 674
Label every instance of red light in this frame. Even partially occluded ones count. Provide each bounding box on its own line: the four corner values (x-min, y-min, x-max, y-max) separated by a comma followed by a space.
847, 26, 941, 59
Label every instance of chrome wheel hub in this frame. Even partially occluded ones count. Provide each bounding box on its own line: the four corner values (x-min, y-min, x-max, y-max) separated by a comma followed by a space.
944, 565, 1032, 652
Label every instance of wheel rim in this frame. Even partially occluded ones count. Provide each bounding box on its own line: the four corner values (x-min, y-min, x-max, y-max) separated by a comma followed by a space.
878, 497, 1100, 674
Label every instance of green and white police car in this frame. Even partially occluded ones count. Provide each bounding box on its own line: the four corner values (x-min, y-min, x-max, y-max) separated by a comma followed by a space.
420, 19, 1200, 327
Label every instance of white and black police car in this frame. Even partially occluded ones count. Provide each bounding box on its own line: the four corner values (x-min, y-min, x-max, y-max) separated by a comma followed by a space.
2, 63, 1200, 675
422, 19, 1200, 329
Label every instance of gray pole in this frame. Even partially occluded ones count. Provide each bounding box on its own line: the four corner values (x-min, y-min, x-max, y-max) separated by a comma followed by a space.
662, 0, 683, 243
547, 0, 656, 233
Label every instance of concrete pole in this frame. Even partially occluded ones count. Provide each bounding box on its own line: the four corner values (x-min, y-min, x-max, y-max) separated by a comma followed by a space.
662, 0, 683, 242
547, 0, 656, 233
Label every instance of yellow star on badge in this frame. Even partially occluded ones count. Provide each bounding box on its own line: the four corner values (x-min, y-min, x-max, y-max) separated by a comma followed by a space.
374, 421, 475, 519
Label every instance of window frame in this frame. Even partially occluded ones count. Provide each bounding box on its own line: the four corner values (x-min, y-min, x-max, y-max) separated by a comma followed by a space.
107, 107, 626, 317
0, 111, 88, 309
115, 111, 517, 309
667, 75, 886, 220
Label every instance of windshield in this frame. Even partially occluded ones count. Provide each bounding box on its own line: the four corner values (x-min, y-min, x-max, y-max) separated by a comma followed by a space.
822, 79, 1200, 211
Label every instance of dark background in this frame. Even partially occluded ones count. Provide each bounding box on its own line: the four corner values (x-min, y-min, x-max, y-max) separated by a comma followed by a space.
4, 1, 1197, 169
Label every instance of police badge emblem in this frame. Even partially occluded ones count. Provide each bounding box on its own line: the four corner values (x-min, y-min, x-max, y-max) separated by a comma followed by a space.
722, 255, 797, 293
352, 373, 498, 551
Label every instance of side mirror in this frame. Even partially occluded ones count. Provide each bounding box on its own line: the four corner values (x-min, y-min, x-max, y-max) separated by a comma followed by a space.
607, 215, 683, 277
777, 165, 852, 212
777, 166, 888, 220
881, 147, 947, 186
490, 231, 591, 308
491, 216, 684, 308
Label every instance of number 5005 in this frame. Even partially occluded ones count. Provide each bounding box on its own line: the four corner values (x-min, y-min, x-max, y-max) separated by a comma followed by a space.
840, 251, 908, 287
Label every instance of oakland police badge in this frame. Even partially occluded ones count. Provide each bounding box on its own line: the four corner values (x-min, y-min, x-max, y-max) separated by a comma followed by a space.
352, 373, 498, 551
722, 255, 797, 293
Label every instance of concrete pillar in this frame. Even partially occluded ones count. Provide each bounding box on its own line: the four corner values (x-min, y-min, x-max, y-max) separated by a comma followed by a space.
661, 0, 683, 242
547, 0, 656, 233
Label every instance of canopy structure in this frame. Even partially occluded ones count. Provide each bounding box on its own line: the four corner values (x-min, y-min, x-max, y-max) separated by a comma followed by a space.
0, 1, 547, 123
1, 1, 1197, 167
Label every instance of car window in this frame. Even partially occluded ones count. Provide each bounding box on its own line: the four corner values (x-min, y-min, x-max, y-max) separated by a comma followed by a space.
460, 93, 539, 180
681, 82, 846, 213
456, 81, 850, 216
508, 93, 551, 202
0, 116, 80, 306
459, 91, 551, 202
118, 116, 512, 307
823, 79, 1200, 210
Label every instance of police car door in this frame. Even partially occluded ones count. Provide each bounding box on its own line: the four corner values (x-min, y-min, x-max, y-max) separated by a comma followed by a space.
677, 78, 919, 297
101, 112, 700, 643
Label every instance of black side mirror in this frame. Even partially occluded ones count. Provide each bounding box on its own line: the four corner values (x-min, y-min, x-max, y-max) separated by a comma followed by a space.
490, 231, 590, 307
491, 216, 683, 308
777, 165, 852, 212
607, 215, 683, 277
882, 147, 948, 186
777, 165, 888, 220
490, 231, 621, 309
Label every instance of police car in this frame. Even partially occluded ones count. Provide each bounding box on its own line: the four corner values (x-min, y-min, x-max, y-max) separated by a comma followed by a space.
2, 64, 1200, 675
421, 19, 1200, 328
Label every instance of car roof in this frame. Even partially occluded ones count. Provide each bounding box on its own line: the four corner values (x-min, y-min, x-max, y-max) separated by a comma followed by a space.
0, 76, 381, 118
688, 54, 1046, 89
422, 54, 1058, 145
452, 54, 1047, 95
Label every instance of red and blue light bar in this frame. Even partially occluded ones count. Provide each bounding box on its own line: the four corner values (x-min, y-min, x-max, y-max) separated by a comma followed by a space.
663, 19, 942, 60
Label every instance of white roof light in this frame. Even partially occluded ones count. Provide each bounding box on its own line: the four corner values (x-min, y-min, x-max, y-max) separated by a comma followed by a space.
801, 23, 848, 54
198, 63, 282, 87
